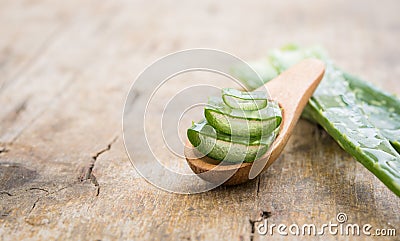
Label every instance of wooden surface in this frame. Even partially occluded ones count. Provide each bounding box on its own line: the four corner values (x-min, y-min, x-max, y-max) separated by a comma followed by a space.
1, 0, 399, 240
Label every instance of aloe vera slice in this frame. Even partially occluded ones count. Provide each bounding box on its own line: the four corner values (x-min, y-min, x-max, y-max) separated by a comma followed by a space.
222, 88, 268, 110
236, 45, 400, 196
204, 97, 282, 137
187, 120, 277, 162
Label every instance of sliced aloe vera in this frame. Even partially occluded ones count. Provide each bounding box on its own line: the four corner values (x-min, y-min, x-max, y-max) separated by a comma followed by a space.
187, 120, 277, 162
222, 88, 268, 110
204, 97, 282, 137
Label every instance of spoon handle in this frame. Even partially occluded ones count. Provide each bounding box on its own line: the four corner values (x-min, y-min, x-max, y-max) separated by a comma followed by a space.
249, 59, 325, 178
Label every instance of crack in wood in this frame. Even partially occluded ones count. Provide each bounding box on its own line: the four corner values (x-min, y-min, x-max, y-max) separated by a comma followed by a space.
0, 191, 13, 196
249, 211, 271, 241
256, 176, 261, 197
0, 146, 8, 154
25, 184, 73, 222
79, 136, 118, 197
28, 187, 49, 193
27, 198, 40, 215
92, 136, 118, 161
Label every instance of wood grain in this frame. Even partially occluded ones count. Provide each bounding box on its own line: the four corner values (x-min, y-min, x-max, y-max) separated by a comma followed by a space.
1, 0, 399, 240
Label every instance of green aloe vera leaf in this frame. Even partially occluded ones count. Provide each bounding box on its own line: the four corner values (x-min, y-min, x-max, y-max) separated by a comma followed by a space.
204, 96, 282, 137
342, 72, 400, 153
187, 120, 277, 163
269, 44, 330, 71
243, 45, 400, 197
304, 97, 400, 196
302, 67, 400, 196
222, 88, 268, 110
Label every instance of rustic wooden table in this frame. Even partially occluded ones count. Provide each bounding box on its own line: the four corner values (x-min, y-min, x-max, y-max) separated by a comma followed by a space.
1, 0, 399, 240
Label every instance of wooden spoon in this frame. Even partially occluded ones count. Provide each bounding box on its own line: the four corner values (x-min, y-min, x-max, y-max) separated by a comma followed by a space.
184, 59, 325, 185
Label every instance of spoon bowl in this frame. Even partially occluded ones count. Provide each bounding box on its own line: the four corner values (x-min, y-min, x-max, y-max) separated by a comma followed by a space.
184, 59, 325, 185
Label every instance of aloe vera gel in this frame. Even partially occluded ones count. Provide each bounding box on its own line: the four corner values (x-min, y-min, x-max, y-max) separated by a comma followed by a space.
187, 88, 282, 163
